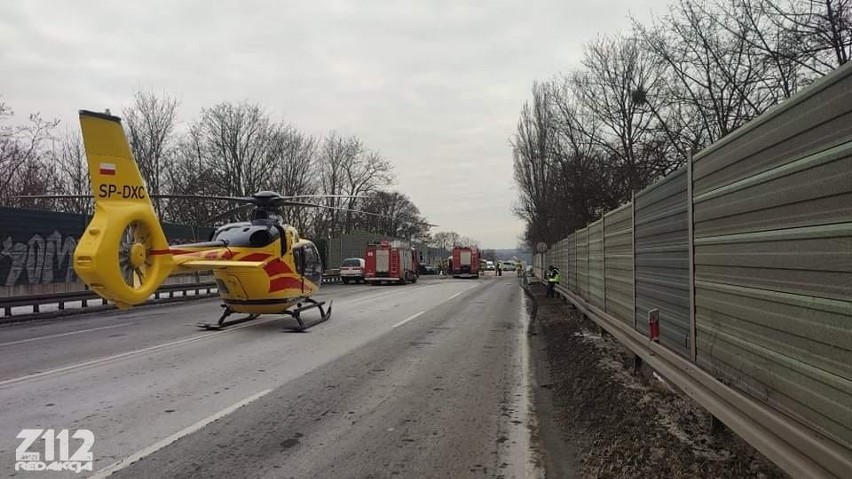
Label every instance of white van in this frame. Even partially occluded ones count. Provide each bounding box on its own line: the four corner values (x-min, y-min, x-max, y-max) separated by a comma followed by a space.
340, 257, 366, 284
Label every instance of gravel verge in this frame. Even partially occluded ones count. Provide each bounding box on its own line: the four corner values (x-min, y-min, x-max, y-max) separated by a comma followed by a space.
525, 280, 787, 479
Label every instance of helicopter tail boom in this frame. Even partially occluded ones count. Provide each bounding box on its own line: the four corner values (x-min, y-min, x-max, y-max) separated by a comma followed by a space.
73, 110, 174, 308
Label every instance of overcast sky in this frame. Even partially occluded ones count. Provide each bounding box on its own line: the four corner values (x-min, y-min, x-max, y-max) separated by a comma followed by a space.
0, 0, 670, 249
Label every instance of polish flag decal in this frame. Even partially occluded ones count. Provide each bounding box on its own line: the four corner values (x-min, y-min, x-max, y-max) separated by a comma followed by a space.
99, 163, 116, 175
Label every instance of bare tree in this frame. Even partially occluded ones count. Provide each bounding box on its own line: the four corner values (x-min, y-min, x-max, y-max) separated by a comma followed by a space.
316, 132, 394, 237
357, 190, 430, 240
267, 125, 319, 234
766, 0, 851, 71
0, 102, 60, 207
512, 83, 562, 246
710, 0, 809, 99
548, 79, 623, 226
431, 231, 460, 254
512, 0, 846, 248
161, 126, 218, 225
574, 35, 678, 196
123, 89, 179, 215
161, 101, 280, 226
458, 236, 480, 248
636, 0, 775, 144
316, 132, 356, 237
192, 101, 277, 197
342, 149, 393, 232
50, 131, 91, 214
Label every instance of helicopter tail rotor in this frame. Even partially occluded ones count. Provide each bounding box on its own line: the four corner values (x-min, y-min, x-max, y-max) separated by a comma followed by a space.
73, 110, 175, 307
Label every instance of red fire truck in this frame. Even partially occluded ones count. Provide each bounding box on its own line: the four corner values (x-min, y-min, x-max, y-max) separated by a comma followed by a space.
450, 246, 480, 278
364, 240, 419, 285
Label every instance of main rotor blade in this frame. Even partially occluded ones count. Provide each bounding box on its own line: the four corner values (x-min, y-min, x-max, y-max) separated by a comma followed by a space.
16, 194, 256, 202
16, 193, 366, 202
201, 203, 254, 225
15, 194, 92, 200
278, 194, 367, 199
148, 194, 253, 202
276, 200, 388, 218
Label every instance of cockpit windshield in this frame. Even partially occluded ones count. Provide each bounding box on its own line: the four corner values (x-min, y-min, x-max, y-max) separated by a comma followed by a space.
212, 222, 280, 248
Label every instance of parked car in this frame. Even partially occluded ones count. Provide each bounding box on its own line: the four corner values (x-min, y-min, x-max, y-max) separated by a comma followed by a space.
340, 257, 366, 284
418, 264, 438, 275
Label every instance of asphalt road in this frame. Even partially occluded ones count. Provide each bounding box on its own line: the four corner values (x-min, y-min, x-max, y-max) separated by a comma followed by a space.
0, 275, 538, 478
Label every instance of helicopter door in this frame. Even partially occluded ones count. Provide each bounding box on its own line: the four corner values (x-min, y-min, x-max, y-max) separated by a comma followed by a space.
274, 225, 287, 256
302, 244, 323, 287
293, 246, 305, 292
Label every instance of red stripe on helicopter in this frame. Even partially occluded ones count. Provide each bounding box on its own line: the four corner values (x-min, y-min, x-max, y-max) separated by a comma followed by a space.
269, 276, 303, 292
263, 259, 293, 276
164, 249, 203, 256
240, 253, 272, 262
151, 249, 237, 259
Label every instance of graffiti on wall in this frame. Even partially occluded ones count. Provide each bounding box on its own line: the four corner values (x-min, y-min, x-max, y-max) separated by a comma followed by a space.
0, 231, 78, 286
0, 207, 214, 287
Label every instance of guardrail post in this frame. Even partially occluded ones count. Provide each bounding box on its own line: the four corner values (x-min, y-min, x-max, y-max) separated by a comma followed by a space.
687, 152, 697, 362
631, 190, 637, 331
602, 215, 607, 311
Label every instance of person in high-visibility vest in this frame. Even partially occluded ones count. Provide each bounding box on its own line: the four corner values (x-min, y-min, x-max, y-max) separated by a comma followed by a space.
546, 265, 560, 298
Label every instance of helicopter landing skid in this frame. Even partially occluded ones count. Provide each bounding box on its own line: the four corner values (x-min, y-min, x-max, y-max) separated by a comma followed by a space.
282, 298, 333, 331
196, 306, 260, 331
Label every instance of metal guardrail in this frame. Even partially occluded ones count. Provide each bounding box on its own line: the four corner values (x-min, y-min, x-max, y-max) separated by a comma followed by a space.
0, 282, 218, 318
545, 279, 852, 479
1, 270, 348, 320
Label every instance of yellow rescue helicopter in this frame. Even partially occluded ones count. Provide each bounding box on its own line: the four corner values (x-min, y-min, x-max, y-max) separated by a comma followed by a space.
60, 109, 375, 330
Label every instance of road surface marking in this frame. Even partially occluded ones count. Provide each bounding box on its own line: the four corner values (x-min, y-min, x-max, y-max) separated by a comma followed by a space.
393, 311, 425, 328
448, 292, 462, 300
0, 323, 127, 347
90, 389, 272, 478
0, 318, 272, 388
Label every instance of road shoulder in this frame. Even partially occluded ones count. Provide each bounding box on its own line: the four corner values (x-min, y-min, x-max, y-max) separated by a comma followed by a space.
525, 280, 786, 478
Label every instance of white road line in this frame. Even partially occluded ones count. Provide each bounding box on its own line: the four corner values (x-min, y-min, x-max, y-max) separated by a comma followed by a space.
392, 311, 425, 328
90, 388, 272, 479
448, 292, 462, 300
0, 319, 270, 389
0, 323, 127, 348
